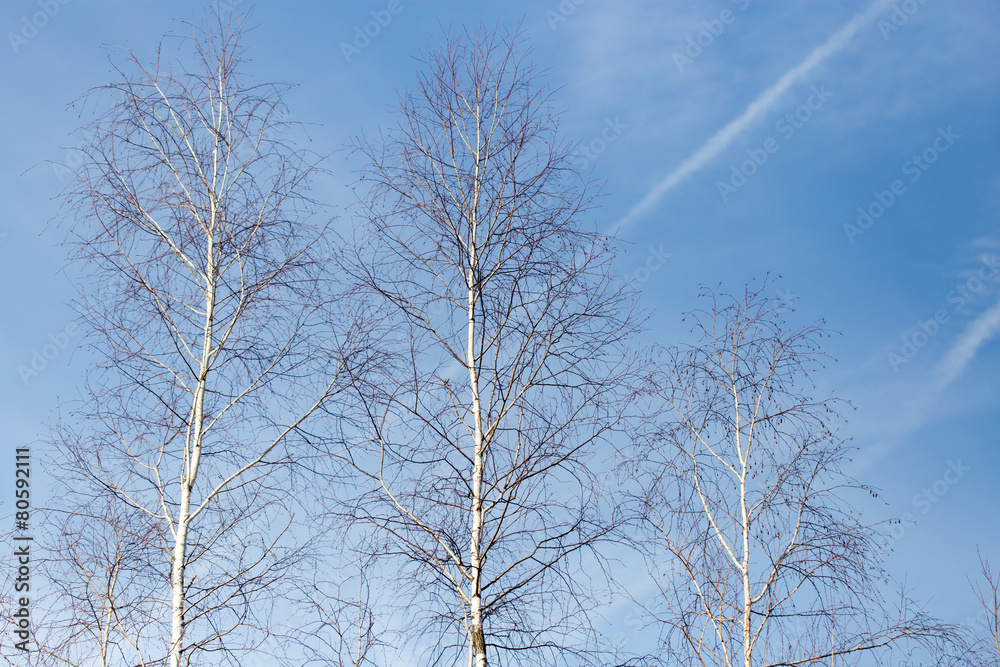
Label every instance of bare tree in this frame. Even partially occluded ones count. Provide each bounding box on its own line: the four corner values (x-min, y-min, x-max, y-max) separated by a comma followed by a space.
292, 552, 382, 667
904, 549, 1000, 667
622, 281, 951, 667
0, 488, 165, 667
335, 23, 638, 667
29, 8, 363, 666
965, 549, 1000, 665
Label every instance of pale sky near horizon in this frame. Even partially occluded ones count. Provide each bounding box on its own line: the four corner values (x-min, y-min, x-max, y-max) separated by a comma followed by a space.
1, 0, 998, 655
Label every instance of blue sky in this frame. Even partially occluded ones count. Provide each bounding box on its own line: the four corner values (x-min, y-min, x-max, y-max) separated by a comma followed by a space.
1, 0, 998, 647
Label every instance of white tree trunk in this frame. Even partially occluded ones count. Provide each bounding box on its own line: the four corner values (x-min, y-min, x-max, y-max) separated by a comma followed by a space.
170, 210, 216, 667
738, 398, 753, 667
467, 198, 487, 667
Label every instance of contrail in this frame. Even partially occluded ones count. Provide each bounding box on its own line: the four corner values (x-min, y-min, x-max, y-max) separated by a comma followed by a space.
856, 293, 1000, 471
609, 0, 894, 235
933, 296, 1000, 389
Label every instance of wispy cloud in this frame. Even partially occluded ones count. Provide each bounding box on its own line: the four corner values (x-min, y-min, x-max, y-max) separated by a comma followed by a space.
855, 296, 1000, 471
610, 0, 894, 235
933, 297, 1000, 389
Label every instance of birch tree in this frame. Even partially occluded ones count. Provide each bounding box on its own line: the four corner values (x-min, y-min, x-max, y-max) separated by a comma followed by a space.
35, 9, 362, 666
962, 550, 1000, 666
624, 281, 950, 667
337, 24, 638, 667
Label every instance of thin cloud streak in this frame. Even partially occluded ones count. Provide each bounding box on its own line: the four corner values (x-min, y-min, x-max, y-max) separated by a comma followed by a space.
610, 0, 894, 235
855, 297, 1000, 471
933, 297, 1000, 389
